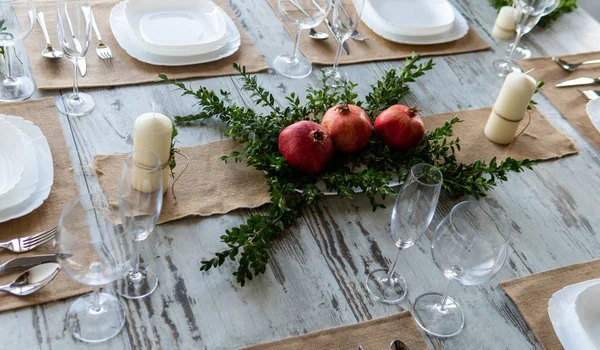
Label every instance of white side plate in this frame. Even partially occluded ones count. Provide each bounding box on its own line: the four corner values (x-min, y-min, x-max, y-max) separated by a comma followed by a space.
0, 119, 27, 197
575, 283, 600, 348
0, 115, 53, 223
110, 1, 241, 66
367, 0, 455, 37
548, 279, 600, 350
362, 3, 468, 45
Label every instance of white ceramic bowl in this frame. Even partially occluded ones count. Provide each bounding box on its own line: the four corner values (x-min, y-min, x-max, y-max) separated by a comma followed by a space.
124, 0, 228, 56
366, 0, 455, 37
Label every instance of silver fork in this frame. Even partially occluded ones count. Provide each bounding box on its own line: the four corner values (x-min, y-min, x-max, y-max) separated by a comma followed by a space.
552, 56, 600, 72
0, 227, 57, 253
90, 8, 113, 59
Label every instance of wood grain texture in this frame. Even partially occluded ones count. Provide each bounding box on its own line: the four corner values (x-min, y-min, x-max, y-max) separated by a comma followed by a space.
1, 0, 600, 349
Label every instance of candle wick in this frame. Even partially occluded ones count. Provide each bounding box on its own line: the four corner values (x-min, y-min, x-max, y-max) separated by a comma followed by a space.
523, 68, 535, 75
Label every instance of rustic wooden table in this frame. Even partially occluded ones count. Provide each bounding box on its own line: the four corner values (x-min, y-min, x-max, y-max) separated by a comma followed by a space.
3, 0, 600, 349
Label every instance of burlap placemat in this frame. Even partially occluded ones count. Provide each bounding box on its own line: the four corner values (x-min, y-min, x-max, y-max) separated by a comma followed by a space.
266, 0, 490, 65
518, 52, 600, 152
0, 98, 89, 312
25, 0, 268, 90
240, 311, 427, 350
500, 259, 600, 349
95, 106, 576, 224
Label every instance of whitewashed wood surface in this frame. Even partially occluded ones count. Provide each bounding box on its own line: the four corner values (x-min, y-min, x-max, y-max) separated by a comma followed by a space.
2, 0, 600, 349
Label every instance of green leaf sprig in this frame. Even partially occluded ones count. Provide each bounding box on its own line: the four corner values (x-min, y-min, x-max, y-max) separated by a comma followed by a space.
160, 53, 537, 286
489, 0, 577, 27
0, 20, 6, 57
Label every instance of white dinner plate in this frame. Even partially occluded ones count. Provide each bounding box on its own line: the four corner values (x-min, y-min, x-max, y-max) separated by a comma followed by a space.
0, 117, 38, 212
0, 115, 53, 223
362, 4, 469, 45
366, 0, 455, 37
110, 1, 241, 66
575, 283, 600, 348
0, 119, 27, 197
124, 0, 228, 56
548, 278, 600, 350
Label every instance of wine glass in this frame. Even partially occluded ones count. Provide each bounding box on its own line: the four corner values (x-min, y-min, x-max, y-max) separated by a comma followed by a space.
492, 0, 559, 77
322, 0, 366, 87
56, 0, 94, 116
55, 192, 132, 343
365, 164, 443, 304
413, 201, 514, 338
0, 0, 35, 102
114, 150, 163, 299
274, 0, 331, 79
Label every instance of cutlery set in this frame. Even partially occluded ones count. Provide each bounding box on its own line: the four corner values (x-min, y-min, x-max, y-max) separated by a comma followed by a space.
0, 227, 60, 296
35, 8, 113, 77
553, 56, 600, 88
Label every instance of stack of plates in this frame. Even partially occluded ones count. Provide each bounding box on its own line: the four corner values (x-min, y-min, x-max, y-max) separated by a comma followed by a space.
362, 0, 469, 45
0, 115, 53, 223
548, 279, 600, 349
110, 0, 241, 66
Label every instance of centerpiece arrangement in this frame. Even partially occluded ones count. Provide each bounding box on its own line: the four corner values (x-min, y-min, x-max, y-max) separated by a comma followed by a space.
161, 54, 536, 286
489, 0, 577, 27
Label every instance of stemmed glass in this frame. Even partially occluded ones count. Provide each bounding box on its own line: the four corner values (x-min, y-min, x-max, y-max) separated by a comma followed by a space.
56, 0, 94, 116
0, 0, 35, 102
366, 164, 443, 304
322, 0, 366, 87
55, 192, 132, 343
114, 150, 163, 299
274, 0, 331, 79
413, 201, 513, 338
492, 0, 559, 77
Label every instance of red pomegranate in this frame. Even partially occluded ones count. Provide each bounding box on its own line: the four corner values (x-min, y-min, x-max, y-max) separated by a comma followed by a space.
374, 105, 425, 151
278, 121, 334, 175
321, 104, 372, 153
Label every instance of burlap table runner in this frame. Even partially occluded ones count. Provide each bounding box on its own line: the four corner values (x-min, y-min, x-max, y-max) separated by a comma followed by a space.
266, 0, 490, 65
25, 0, 268, 90
518, 52, 600, 153
95, 106, 577, 223
0, 98, 89, 312
240, 311, 427, 350
500, 259, 600, 349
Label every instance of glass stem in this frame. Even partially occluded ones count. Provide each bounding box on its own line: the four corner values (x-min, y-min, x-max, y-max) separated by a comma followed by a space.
332, 39, 344, 70
132, 239, 141, 276
438, 279, 453, 312
291, 28, 302, 61
386, 248, 402, 279
3, 46, 14, 82
72, 58, 80, 100
91, 286, 101, 312
506, 31, 523, 62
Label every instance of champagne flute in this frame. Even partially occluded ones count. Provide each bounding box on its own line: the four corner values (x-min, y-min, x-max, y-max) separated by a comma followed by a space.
0, 0, 35, 102
56, 192, 132, 343
322, 0, 366, 87
56, 0, 94, 116
114, 150, 163, 299
274, 0, 331, 79
365, 164, 443, 304
413, 201, 513, 338
492, 0, 559, 77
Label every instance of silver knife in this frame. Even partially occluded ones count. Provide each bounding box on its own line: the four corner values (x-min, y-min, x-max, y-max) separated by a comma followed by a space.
64, 6, 87, 76
582, 90, 600, 100
556, 77, 599, 88
0, 254, 67, 273
324, 18, 349, 55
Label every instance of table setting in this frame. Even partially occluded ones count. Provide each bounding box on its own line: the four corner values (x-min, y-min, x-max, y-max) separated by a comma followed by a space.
3, 0, 600, 348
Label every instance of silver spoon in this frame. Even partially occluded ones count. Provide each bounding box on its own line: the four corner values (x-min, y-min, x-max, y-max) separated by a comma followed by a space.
36, 12, 64, 59
389, 339, 409, 350
0, 263, 60, 296
309, 28, 329, 40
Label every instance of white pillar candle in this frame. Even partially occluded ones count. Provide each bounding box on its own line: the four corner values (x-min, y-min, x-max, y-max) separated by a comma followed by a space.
133, 112, 172, 193
485, 71, 537, 145
492, 6, 516, 40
